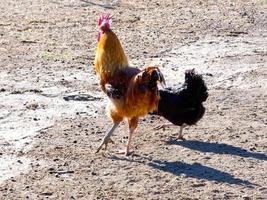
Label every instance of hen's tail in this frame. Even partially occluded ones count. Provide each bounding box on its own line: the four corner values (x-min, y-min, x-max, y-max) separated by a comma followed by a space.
185, 69, 208, 103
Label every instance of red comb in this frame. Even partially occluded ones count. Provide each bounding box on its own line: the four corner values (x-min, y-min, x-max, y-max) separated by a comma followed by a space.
98, 14, 112, 26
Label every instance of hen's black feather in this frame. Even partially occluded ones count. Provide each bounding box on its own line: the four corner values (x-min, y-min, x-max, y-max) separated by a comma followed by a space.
155, 69, 208, 126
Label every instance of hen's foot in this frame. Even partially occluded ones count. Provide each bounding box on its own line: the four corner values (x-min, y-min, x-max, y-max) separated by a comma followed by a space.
176, 135, 186, 141
153, 123, 171, 130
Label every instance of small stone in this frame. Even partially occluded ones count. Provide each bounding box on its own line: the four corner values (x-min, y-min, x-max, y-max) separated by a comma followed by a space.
17, 160, 23, 164
41, 192, 53, 196
91, 171, 97, 176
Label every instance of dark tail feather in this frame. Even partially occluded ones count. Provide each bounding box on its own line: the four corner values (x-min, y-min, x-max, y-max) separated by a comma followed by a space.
185, 69, 208, 103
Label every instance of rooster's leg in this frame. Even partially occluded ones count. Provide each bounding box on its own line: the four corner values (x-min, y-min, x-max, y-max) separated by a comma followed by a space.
124, 117, 138, 156
96, 123, 120, 153
153, 123, 174, 130
125, 127, 135, 156
176, 124, 186, 140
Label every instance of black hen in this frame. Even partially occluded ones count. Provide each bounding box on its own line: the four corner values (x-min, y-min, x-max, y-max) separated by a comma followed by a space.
154, 69, 208, 140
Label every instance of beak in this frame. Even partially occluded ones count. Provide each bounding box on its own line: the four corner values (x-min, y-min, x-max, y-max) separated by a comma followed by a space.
156, 68, 166, 88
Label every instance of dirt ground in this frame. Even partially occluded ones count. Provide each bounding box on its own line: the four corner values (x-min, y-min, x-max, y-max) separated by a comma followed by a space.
0, 0, 267, 199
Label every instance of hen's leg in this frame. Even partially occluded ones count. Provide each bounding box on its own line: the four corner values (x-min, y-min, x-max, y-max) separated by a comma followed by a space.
96, 123, 120, 153
153, 123, 174, 130
176, 124, 186, 140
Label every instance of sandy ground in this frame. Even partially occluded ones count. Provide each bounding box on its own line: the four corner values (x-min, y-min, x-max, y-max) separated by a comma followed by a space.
0, 0, 267, 199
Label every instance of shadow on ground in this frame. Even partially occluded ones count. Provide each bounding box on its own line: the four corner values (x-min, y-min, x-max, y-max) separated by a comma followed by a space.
166, 140, 267, 161
63, 94, 102, 101
110, 154, 256, 188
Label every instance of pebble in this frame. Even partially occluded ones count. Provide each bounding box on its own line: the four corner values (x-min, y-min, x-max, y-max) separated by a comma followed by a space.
41, 192, 53, 196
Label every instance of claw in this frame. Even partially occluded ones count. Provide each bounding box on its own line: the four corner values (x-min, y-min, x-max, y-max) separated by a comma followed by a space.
96, 138, 114, 153
153, 124, 168, 130
153, 125, 164, 130
116, 148, 133, 156
153, 123, 174, 131
95, 123, 119, 154
104, 138, 114, 150
176, 135, 186, 141
155, 67, 166, 88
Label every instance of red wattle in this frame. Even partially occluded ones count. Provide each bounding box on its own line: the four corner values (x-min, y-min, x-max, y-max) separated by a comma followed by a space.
97, 32, 101, 42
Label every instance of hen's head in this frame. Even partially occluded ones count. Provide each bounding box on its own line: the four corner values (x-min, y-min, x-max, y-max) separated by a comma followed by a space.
137, 67, 166, 90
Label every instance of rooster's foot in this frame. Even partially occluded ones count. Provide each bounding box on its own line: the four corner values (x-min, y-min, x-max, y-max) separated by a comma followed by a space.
117, 148, 134, 156
96, 138, 114, 153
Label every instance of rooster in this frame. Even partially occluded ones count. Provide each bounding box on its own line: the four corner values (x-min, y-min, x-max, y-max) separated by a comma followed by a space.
154, 69, 208, 140
94, 14, 165, 155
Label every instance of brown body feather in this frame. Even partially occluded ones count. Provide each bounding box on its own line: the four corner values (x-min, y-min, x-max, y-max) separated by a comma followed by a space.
107, 67, 160, 125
